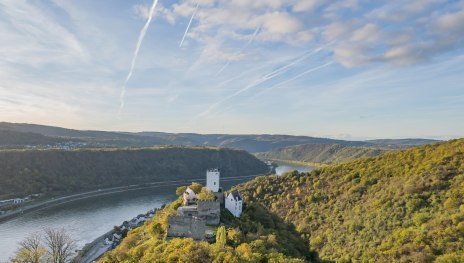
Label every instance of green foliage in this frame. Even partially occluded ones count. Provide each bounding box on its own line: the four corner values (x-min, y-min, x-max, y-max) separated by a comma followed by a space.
175, 186, 187, 196
216, 226, 227, 248
256, 143, 387, 165
197, 187, 215, 201
235, 139, 464, 262
98, 201, 313, 263
190, 182, 203, 194
0, 130, 75, 149
0, 147, 268, 198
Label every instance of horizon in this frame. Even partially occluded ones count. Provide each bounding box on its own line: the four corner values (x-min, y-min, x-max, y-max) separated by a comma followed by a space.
1, 121, 458, 141
1, 1, 463, 139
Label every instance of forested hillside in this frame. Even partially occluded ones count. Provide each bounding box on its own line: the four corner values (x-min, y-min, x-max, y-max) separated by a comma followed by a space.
97, 192, 313, 262
256, 143, 386, 165
0, 130, 76, 148
0, 147, 268, 199
235, 139, 464, 262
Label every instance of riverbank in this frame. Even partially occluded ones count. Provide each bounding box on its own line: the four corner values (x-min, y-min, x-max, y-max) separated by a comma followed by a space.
72, 230, 113, 263
68, 170, 274, 263
0, 184, 160, 224
267, 158, 327, 168
0, 173, 270, 224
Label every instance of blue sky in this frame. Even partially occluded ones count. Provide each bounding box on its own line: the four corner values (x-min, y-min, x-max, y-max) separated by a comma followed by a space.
0, 0, 463, 139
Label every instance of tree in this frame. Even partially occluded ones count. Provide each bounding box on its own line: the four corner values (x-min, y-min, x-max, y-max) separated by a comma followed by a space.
216, 226, 227, 248
176, 186, 187, 196
43, 228, 76, 263
190, 182, 203, 194
198, 187, 215, 201
12, 232, 46, 263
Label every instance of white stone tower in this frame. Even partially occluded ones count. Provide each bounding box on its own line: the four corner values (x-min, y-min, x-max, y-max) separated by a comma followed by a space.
206, 168, 220, 192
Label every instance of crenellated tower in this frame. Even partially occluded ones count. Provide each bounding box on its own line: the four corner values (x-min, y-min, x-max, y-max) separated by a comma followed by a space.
206, 168, 220, 192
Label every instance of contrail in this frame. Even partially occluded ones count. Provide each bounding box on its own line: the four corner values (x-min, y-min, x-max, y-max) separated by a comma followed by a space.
119, 0, 159, 114
216, 26, 261, 75
198, 50, 319, 117
219, 61, 334, 115
264, 61, 334, 93
179, 1, 199, 48
198, 42, 337, 118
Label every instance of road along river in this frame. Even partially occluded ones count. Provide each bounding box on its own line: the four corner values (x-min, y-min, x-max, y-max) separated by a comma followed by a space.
0, 165, 311, 262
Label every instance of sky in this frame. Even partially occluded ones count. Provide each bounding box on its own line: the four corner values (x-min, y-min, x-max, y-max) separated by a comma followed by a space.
0, 0, 463, 140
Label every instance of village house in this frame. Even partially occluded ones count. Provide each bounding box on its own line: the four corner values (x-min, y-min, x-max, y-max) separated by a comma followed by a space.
0, 198, 26, 207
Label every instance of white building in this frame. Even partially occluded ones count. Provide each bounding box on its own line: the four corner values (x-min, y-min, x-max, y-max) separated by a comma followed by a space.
13, 198, 25, 204
183, 187, 197, 205
225, 191, 243, 218
206, 168, 220, 192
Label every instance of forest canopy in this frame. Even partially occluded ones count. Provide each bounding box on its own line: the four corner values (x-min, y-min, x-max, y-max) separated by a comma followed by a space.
235, 139, 464, 262
0, 146, 268, 199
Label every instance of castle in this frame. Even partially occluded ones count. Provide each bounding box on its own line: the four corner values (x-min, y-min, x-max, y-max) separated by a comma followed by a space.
167, 169, 243, 240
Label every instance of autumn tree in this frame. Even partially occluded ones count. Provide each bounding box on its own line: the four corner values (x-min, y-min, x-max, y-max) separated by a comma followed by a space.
190, 182, 203, 194
197, 187, 215, 201
175, 186, 187, 196
216, 226, 227, 248
11, 232, 46, 263
43, 228, 76, 263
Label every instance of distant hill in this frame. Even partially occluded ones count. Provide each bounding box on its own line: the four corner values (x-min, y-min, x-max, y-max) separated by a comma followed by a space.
0, 130, 80, 148
235, 139, 464, 262
256, 143, 386, 165
0, 122, 441, 153
0, 147, 268, 199
0, 122, 168, 148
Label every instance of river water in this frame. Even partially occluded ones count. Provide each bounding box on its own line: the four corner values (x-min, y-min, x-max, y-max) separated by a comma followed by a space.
0, 164, 311, 262
274, 162, 314, 175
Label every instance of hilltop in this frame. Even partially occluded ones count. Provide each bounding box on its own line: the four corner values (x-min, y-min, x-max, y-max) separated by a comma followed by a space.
96, 187, 314, 263
256, 143, 386, 165
235, 139, 464, 262
0, 147, 268, 199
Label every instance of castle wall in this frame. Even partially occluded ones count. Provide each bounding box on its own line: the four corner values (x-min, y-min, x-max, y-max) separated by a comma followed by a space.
177, 206, 198, 217
213, 191, 224, 205
197, 200, 220, 225
167, 216, 209, 240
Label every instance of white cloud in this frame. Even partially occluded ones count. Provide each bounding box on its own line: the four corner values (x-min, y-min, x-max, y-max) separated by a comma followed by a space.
322, 21, 358, 41
334, 45, 372, 67
434, 10, 464, 34
382, 45, 425, 65
350, 23, 383, 43
292, 0, 327, 12
257, 12, 303, 34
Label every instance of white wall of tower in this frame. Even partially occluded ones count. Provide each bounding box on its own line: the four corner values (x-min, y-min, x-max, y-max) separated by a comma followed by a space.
206, 169, 220, 192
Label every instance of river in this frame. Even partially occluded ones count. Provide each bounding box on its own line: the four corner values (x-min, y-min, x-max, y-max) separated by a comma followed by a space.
0, 164, 310, 262
274, 161, 314, 175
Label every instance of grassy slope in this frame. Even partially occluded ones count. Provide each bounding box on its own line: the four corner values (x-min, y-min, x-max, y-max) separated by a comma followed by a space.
0, 147, 268, 199
256, 143, 386, 165
235, 139, 464, 262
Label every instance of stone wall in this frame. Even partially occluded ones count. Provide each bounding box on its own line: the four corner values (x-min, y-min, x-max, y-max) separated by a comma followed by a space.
177, 206, 198, 217
213, 192, 224, 205
197, 200, 220, 225
167, 216, 209, 240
